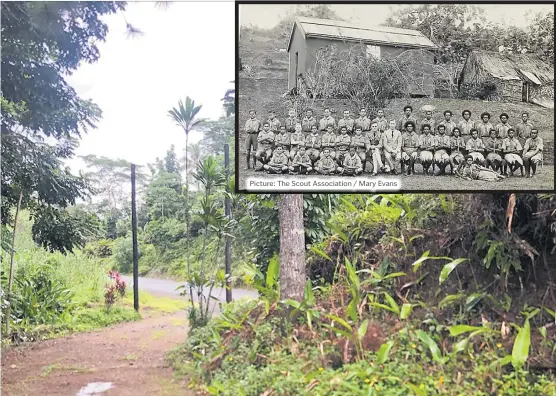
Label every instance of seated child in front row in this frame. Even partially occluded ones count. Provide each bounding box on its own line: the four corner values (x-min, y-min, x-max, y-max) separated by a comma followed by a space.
315, 148, 338, 175
289, 146, 313, 174
263, 145, 290, 174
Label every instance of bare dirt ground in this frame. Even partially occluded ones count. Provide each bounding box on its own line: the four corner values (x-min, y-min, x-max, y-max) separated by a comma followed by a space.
1, 309, 193, 396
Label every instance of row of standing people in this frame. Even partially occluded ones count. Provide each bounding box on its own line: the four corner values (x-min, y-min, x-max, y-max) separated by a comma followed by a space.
246, 113, 543, 177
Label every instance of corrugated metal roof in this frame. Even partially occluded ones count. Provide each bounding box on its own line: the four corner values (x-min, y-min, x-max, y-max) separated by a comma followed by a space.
293, 17, 438, 50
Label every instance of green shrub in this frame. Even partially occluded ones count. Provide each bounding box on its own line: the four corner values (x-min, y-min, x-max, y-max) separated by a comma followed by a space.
83, 239, 113, 258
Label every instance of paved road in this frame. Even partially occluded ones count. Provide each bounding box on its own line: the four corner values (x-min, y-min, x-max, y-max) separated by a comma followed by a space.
121, 275, 258, 302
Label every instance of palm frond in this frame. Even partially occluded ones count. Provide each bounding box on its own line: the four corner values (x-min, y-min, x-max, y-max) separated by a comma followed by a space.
125, 23, 144, 39
154, 1, 172, 10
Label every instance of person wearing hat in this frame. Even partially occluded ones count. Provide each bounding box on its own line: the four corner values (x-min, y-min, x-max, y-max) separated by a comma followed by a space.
484, 128, 504, 173
401, 121, 420, 175
465, 128, 486, 165
267, 110, 281, 133
457, 110, 475, 139
418, 123, 435, 175
495, 113, 513, 139
263, 145, 289, 174
502, 128, 524, 176
434, 124, 452, 175
397, 105, 417, 133
438, 110, 457, 136
522, 128, 543, 178
457, 155, 506, 181
244, 109, 261, 169
476, 112, 494, 140
449, 127, 466, 174
255, 121, 275, 170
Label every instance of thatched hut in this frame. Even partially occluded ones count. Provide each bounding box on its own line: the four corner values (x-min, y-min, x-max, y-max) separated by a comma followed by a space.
459, 50, 554, 108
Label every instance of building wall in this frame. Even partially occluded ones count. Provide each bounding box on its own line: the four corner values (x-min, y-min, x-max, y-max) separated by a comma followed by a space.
301, 37, 435, 96
531, 82, 555, 100
288, 25, 307, 91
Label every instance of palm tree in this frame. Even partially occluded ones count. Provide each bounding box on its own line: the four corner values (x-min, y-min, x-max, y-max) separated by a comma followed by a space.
168, 97, 204, 310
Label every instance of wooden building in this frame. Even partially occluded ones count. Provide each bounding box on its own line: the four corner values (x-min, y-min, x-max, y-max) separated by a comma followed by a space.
286, 16, 438, 96
459, 50, 554, 108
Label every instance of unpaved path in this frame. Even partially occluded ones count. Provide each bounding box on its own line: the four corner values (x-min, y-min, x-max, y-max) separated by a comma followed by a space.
2, 280, 257, 396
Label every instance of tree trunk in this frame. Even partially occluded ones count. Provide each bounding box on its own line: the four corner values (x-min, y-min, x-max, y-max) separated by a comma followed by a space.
6, 190, 23, 335
279, 194, 306, 301
184, 133, 194, 312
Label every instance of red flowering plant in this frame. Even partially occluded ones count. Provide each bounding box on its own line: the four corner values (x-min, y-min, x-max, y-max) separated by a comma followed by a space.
105, 270, 127, 310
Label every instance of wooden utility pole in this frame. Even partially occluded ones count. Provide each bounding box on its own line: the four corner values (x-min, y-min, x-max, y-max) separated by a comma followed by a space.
224, 144, 232, 303
131, 164, 139, 311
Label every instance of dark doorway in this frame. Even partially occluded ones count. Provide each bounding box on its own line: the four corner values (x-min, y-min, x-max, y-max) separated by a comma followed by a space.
522, 82, 529, 102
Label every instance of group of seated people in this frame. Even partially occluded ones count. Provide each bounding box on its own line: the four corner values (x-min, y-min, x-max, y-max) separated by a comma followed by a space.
243, 106, 544, 179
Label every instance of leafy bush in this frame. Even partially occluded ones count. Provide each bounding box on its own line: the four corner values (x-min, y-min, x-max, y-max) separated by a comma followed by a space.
83, 239, 113, 258
112, 236, 134, 273
458, 80, 499, 100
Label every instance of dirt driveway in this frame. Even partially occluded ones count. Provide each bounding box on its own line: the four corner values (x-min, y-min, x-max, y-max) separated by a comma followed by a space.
2, 310, 193, 396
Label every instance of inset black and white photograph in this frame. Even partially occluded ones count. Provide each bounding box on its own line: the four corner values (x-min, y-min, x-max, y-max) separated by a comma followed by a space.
237, 3, 554, 192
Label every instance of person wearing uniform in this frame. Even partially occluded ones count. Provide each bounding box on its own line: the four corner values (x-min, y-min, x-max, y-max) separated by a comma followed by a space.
335, 126, 352, 165
522, 128, 543, 178
515, 112, 533, 147
319, 108, 336, 132
274, 125, 291, 157
339, 146, 363, 175
255, 122, 275, 170
457, 155, 506, 181
351, 126, 369, 168
289, 123, 305, 160
315, 148, 337, 175
355, 108, 371, 132
371, 109, 389, 132
449, 127, 466, 174
305, 125, 321, 165
495, 113, 512, 139
476, 112, 494, 140
320, 125, 336, 159
383, 120, 403, 174
263, 145, 289, 174
365, 122, 384, 175
397, 105, 417, 133
438, 110, 457, 137
484, 128, 504, 173
502, 128, 524, 176
401, 121, 420, 176
457, 110, 475, 139
244, 109, 261, 169
302, 109, 318, 134
284, 108, 298, 133
418, 124, 435, 175
434, 125, 452, 175
419, 110, 436, 136
267, 110, 281, 133
338, 109, 355, 135
289, 146, 313, 175
466, 128, 486, 165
